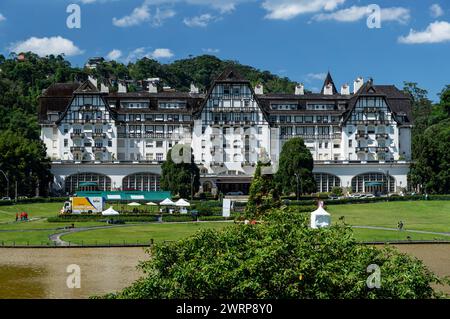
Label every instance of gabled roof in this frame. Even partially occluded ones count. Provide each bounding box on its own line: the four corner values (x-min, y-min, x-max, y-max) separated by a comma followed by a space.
321, 72, 338, 95
74, 80, 100, 94
214, 67, 248, 83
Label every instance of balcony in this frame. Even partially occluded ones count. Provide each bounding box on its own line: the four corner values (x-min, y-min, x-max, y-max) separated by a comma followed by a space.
376, 147, 389, 153
362, 107, 380, 113
376, 133, 389, 139
92, 146, 107, 152
70, 132, 85, 139
92, 132, 106, 138
70, 146, 85, 152
355, 133, 368, 140
354, 120, 388, 126
356, 147, 369, 153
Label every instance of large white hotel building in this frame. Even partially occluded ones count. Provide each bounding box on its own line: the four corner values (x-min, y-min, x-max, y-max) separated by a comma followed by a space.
38, 68, 413, 195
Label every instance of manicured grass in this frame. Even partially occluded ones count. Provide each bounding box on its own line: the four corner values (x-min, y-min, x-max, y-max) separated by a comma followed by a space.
0, 202, 63, 223
62, 222, 231, 245
327, 201, 450, 233
352, 228, 450, 242
0, 230, 64, 246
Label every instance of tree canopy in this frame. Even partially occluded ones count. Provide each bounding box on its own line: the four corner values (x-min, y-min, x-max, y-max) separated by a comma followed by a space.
160, 148, 200, 198
105, 207, 444, 299
275, 137, 316, 195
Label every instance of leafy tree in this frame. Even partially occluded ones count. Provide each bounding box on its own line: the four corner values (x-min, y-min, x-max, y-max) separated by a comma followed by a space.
245, 163, 280, 218
275, 137, 316, 196
160, 149, 200, 198
331, 187, 343, 197
0, 130, 52, 197
105, 207, 445, 299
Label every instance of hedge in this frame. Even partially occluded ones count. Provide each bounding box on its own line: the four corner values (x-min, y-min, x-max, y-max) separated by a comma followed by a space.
0, 197, 69, 206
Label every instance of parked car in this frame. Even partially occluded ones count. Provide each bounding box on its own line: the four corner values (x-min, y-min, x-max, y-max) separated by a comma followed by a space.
328, 195, 339, 200
1, 197, 11, 201
18, 196, 28, 200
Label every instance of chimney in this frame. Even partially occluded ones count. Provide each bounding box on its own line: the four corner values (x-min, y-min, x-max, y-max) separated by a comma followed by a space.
190, 83, 199, 94
340, 84, 350, 95
323, 83, 333, 95
353, 77, 364, 94
147, 78, 159, 93
88, 75, 97, 88
118, 81, 127, 93
254, 83, 263, 95
100, 81, 109, 93
295, 83, 304, 95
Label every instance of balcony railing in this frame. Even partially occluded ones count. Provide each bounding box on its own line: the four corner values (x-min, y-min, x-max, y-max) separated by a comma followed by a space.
70, 133, 85, 138
355, 133, 368, 139
70, 146, 85, 152
376, 133, 389, 139
211, 107, 255, 113
356, 147, 369, 153
92, 146, 107, 152
92, 132, 106, 138
376, 147, 389, 153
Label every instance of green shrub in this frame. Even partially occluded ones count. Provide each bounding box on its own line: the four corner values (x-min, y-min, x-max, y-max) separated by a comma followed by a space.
104, 207, 446, 299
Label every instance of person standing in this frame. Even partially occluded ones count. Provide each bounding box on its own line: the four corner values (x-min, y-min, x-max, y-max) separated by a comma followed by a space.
15, 212, 18, 222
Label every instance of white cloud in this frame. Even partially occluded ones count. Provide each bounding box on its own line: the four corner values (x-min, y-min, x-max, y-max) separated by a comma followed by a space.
430, 4, 444, 18
151, 48, 174, 59
202, 48, 220, 53
313, 5, 410, 24
9, 36, 83, 57
112, 1, 176, 27
125, 47, 174, 62
113, 1, 151, 27
399, 21, 450, 44
0, 13, 5, 22
262, 0, 346, 20
106, 49, 122, 60
306, 72, 326, 82
183, 14, 217, 27
152, 8, 176, 26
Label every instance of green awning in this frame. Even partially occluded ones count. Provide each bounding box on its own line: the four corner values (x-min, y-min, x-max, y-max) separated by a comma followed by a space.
75, 190, 171, 202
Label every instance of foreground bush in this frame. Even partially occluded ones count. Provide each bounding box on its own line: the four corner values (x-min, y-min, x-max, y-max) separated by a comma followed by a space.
105, 207, 446, 299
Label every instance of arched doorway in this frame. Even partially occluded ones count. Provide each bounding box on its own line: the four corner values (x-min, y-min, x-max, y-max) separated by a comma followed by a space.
351, 172, 395, 194
65, 172, 111, 194
122, 173, 161, 191
202, 181, 213, 193
313, 173, 341, 193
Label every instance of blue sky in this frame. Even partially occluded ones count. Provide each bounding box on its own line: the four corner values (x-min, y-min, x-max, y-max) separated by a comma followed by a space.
0, 0, 449, 101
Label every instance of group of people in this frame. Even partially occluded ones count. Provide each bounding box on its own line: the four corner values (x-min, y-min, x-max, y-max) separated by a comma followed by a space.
15, 211, 29, 222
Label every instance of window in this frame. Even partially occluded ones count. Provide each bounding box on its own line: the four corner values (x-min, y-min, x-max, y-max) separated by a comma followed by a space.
333, 144, 340, 149
156, 141, 163, 148
156, 153, 163, 161
349, 140, 353, 147
64, 139, 68, 147
108, 140, 112, 147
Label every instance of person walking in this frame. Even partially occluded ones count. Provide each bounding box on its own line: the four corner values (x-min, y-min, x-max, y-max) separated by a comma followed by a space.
397, 220, 404, 231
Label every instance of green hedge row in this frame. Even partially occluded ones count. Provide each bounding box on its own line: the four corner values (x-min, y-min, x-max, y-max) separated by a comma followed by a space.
48, 213, 233, 223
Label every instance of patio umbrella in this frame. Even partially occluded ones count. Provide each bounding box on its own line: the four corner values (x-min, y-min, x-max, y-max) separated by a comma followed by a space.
175, 199, 190, 207
127, 202, 141, 206
160, 198, 175, 206
146, 202, 158, 206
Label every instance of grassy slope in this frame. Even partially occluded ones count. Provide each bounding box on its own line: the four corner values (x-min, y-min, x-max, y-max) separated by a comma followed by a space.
327, 201, 450, 233
61, 222, 231, 245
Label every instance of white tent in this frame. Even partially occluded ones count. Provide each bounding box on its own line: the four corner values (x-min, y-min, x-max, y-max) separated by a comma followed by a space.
102, 206, 120, 216
310, 202, 331, 229
160, 198, 175, 206
146, 202, 157, 206
127, 202, 141, 206
175, 199, 190, 207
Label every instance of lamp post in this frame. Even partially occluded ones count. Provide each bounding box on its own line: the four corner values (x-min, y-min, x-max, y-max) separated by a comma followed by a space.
190, 173, 194, 201
0, 170, 9, 198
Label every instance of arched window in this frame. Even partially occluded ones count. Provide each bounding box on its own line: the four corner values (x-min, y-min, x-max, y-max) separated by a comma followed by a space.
313, 173, 341, 193
351, 172, 395, 194
65, 172, 111, 194
122, 173, 161, 191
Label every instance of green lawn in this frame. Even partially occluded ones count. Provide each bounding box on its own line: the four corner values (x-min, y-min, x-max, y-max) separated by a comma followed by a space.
61, 222, 231, 245
327, 201, 450, 233
352, 228, 450, 242
0, 202, 63, 223
0, 200, 449, 245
